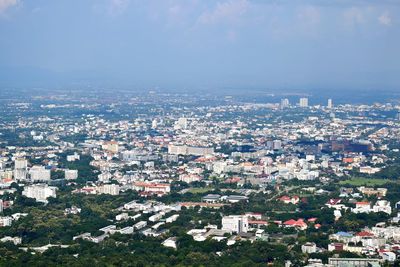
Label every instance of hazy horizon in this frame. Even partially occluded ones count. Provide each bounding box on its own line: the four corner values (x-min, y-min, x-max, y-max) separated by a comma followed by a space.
0, 0, 399, 91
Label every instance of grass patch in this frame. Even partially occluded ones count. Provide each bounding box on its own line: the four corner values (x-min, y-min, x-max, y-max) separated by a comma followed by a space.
187, 187, 213, 194
339, 177, 395, 186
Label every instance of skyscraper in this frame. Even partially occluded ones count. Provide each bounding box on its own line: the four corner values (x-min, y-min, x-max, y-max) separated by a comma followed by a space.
327, 99, 333, 109
299, 97, 308, 108
280, 98, 290, 109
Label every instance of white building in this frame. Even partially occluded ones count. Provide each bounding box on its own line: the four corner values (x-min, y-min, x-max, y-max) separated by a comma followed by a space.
13, 169, 27, 181
327, 99, 333, 109
168, 144, 214, 156
352, 202, 371, 214
302, 242, 317, 254
14, 158, 28, 170
29, 166, 51, 182
373, 200, 392, 214
0, 236, 22, 245
0, 216, 12, 227
162, 237, 177, 249
179, 174, 202, 183
222, 215, 249, 233
280, 98, 290, 109
65, 169, 78, 180
175, 117, 188, 130
299, 97, 309, 108
67, 153, 80, 162
14, 158, 28, 181
97, 184, 120, 195
22, 184, 57, 203
382, 252, 396, 262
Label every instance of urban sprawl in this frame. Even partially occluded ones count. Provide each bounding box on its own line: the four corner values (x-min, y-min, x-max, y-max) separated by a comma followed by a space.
0, 92, 400, 266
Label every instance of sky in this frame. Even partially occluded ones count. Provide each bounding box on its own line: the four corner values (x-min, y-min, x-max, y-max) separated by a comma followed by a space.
0, 0, 399, 91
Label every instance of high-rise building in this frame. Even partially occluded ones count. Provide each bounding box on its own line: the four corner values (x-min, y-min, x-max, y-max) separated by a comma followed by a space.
22, 184, 57, 203
327, 99, 333, 109
299, 97, 309, 108
29, 166, 51, 182
151, 119, 158, 129
97, 184, 120, 195
14, 158, 27, 170
174, 117, 188, 130
14, 158, 28, 181
280, 98, 290, 109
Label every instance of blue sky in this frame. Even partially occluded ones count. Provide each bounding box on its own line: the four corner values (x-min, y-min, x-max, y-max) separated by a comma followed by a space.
0, 0, 399, 91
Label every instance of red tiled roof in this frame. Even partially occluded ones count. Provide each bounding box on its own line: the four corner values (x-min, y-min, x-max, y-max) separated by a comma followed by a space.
356, 231, 374, 237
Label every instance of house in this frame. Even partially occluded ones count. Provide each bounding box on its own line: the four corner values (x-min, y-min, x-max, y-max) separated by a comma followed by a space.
325, 199, 341, 208
0, 236, 22, 245
328, 243, 344, 252
0, 216, 12, 227
372, 200, 392, 214
334, 210, 342, 220
302, 242, 317, 254
358, 187, 387, 197
162, 237, 177, 249
329, 232, 353, 243
134, 182, 171, 196
352, 202, 371, 214
283, 219, 307, 230
354, 231, 374, 243
279, 195, 300, 204
99, 225, 116, 233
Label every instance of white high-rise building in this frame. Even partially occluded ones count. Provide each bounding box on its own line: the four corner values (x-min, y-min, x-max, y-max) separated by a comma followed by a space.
174, 117, 188, 130
22, 184, 57, 203
280, 98, 290, 109
97, 184, 120, 195
29, 166, 51, 182
299, 97, 309, 108
14, 158, 28, 170
222, 215, 249, 233
273, 140, 282, 150
13, 169, 27, 181
151, 119, 158, 129
327, 99, 333, 109
14, 158, 28, 181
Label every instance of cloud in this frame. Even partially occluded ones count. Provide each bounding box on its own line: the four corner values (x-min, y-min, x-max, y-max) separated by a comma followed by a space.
343, 7, 367, 26
0, 0, 19, 14
197, 0, 249, 25
298, 6, 321, 26
378, 12, 392, 26
108, 0, 130, 15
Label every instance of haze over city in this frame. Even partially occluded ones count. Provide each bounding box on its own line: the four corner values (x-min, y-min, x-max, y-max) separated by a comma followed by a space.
0, 0, 399, 91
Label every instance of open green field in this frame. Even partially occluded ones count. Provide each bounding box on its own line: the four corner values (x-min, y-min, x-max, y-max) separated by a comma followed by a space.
339, 177, 395, 186
187, 187, 213, 194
